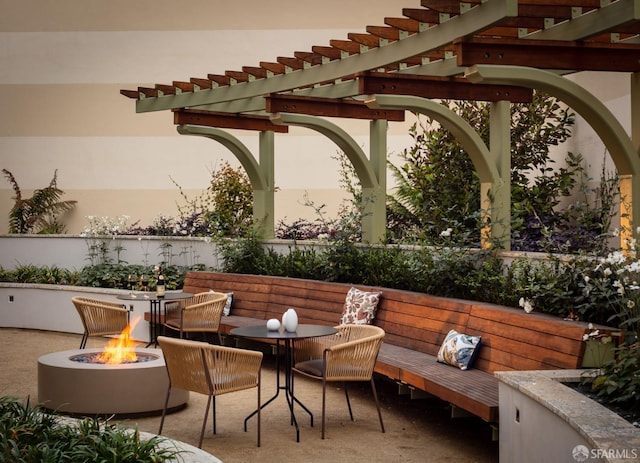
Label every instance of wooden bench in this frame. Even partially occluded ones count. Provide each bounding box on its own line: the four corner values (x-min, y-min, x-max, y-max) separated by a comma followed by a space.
176, 270, 615, 424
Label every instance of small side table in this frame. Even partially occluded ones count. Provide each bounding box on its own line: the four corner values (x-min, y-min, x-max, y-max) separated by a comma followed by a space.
230, 324, 338, 442
117, 292, 194, 347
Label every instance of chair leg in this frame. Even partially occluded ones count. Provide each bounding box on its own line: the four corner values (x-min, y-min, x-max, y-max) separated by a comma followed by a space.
256, 374, 261, 447
158, 386, 171, 435
370, 377, 385, 433
199, 394, 213, 449
79, 333, 88, 349
212, 396, 217, 434
343, 382, 354, 421
321, 377, 327, 439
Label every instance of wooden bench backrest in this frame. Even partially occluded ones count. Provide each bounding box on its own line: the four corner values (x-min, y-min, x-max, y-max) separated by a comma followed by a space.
182, 272, 271, 319
467, 303, 587, 373
267, 276, 350, 325
375, 289, 471, 356
182, 271, 596, 374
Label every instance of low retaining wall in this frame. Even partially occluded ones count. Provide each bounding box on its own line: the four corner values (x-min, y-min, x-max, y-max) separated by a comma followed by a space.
0, 283, 155, 342
497, 370, 640, 462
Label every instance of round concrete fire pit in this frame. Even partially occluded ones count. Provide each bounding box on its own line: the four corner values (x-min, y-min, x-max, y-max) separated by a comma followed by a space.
38, 348, 188, 416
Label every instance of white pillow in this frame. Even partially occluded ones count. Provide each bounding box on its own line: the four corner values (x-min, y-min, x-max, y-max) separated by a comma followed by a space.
339, 287, 381, 325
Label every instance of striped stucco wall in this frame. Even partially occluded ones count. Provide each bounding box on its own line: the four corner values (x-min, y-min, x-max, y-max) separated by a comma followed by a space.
0, 1, 631, 237
0, 0, 415, 234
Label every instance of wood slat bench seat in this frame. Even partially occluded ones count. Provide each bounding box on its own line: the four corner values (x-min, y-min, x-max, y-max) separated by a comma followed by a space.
167, 270, 616, 424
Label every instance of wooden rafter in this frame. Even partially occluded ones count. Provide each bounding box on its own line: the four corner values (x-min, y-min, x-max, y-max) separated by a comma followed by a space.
358, 71, 533, 103
265, 94, 406, 121
456, 36, 640, 72
174, 110, 289, 133
120, 0, 640, 119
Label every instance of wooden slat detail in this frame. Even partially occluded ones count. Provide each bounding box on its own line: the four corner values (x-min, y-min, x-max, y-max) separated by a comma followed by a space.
260, 61, 287, 75
225, 70, 249, 82
293, 51, 322, 66
190, 78, 213, 89
401, 8, 441, 25
277, 56, 305, 70
120, 89, 139, 99
173, 81, 197, 92
155, 84, 177, 95
384, 17, 421, 33
311, 45, 343, 60
366, 25, 401, 41
138, 87, 159, 98
182, 271, 272, 319
378, 343, 498, 422
243, 66, 268, 79
347, 33, 380, 48
420, 0, 469, 15
329, 39, 361, 54
206, 74, 230, 86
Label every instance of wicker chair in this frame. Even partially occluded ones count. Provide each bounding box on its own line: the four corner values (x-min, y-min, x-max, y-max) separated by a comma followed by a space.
72, 296, 130, 349
163, 292, 227, 344
292, 324, 386, 439
157, 336, 263, 448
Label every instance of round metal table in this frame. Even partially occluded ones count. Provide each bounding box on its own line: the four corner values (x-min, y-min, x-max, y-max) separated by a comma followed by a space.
117, 292, 194, 347
230, 323, 338, 442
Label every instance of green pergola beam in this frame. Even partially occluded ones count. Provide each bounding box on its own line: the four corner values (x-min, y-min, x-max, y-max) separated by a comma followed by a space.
366, 94, 510, 248
270, 112, 385, 243
466, 64, 640, 248
176, 124, 275, 237
526, 0, 640, 41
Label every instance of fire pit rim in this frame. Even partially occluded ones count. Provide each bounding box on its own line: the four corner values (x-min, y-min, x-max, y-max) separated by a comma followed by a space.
38, 348, 166, 371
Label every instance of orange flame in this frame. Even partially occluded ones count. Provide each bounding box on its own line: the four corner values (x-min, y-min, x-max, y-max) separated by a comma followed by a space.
96, 318, 140, 364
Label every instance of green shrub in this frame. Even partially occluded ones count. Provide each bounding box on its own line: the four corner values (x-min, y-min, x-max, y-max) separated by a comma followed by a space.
75, 264, 191, 290
592, 342, 640, 413
0, 396, 181, 463
0, 265, 79, 285
0, 263, 191, 291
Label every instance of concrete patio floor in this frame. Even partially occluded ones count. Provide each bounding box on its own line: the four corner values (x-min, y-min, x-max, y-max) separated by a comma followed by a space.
0, 328, 498, 462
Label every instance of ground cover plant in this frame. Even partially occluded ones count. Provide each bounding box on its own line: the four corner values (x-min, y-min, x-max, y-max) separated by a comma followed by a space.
0, 396, 181, 463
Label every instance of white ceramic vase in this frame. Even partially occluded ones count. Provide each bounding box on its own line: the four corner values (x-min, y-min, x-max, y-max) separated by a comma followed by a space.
266, 318, 281, 331
282, 308, 298, 332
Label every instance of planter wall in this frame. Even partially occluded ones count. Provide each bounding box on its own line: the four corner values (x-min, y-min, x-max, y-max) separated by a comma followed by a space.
0, 235, 303, 271
0, 235, 221, 270
0, 283, 155, 343
497, 370, 640, 463
0, 234, 553, 272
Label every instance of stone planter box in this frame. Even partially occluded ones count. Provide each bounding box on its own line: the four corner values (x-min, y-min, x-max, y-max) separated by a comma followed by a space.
497, 369, 640, 463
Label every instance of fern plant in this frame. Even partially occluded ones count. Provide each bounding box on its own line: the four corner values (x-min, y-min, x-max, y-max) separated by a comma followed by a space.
2, 169, 77, 234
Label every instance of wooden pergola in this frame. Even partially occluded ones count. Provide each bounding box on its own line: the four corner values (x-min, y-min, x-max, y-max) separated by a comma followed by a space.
121, 0, 640, 248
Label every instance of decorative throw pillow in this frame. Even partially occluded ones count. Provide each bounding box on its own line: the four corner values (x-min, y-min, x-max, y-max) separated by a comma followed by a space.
340, 287, 381, 325
223, 292, 233, 316
209, 290, 233, 316
437, 329, 482, 370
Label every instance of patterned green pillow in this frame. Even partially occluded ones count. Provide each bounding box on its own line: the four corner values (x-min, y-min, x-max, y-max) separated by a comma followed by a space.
437, 329, 482, 370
